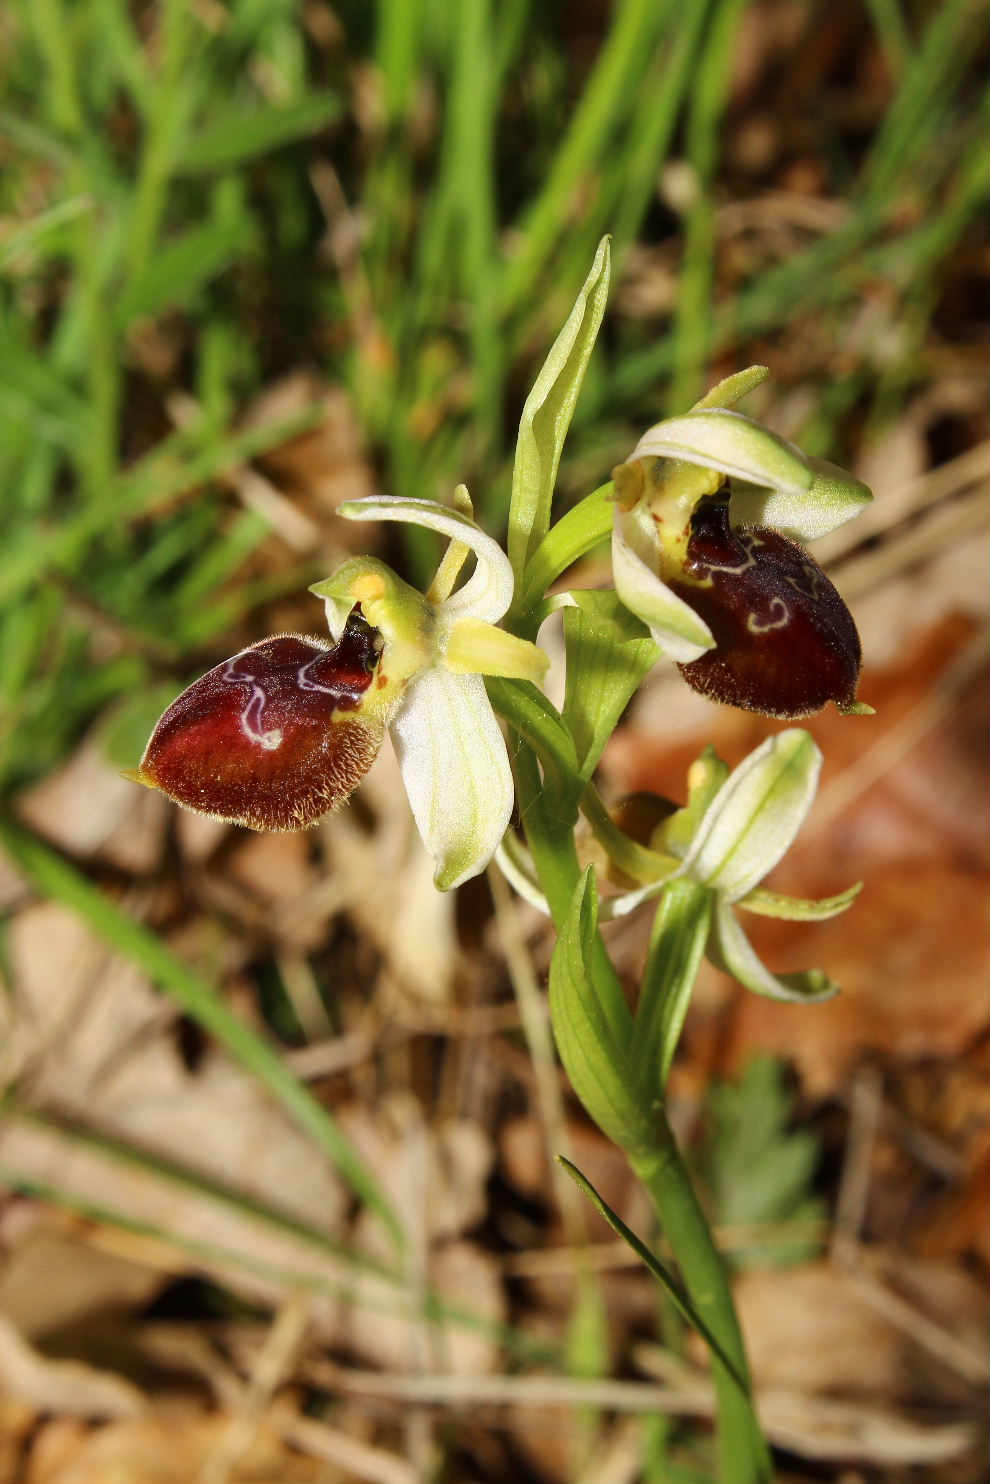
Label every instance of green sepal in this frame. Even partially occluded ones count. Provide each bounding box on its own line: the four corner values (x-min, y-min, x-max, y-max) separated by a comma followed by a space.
507, 237, 611, 582
737, 882, 862, 921
549, 870, 655, 1153
709, 899, 840, 1003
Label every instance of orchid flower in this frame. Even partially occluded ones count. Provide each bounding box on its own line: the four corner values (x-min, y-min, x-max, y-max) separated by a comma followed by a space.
499, 729, 859, 1002
611, 366, 874, 719
129, 492, 547, 891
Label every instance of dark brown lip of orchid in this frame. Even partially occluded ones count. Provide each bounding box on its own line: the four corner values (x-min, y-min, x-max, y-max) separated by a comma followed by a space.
671, 496, 863, 720
130, 607, 387, 831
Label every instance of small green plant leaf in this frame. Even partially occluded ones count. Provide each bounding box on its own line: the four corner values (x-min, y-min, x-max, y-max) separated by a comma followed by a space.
558, 1155, 750, 1398
549, 869, 653, 1152
115, 217, 250, 326
697, 1057, 827, 1268
507, 237, 611, 583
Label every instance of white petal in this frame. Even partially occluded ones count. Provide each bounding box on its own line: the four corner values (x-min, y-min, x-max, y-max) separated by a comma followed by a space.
390, 665, 513, 891
679, 729, 821, 901
710, 900, 839, 1002
629, 410, 813, 498
730, 457, 872, 540
337, 497, 514, 625
612, 507, 714, 662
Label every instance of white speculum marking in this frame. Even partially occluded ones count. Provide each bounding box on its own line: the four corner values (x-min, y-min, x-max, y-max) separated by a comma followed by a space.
693, 531, 760, 578
747, 596, 791, 633
224, 655, 283, 751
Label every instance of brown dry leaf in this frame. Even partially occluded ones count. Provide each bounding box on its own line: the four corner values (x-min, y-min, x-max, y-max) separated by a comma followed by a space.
0, 1312, 145, 1420
15, 740, 168, 873
249, 373, 378, 524
735, 1258, 987, 1413
0, 1229, 162, 1345
26, 1407, 332, 1484
726, 860, 989, 1094
340, 1093, 504, 1373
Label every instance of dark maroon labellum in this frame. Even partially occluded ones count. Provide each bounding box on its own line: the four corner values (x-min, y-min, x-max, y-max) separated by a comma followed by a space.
671, 497, 862, 719
134, 609, 385, 830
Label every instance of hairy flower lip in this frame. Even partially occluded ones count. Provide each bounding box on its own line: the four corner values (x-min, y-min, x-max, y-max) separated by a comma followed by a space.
130, 615, 387, 832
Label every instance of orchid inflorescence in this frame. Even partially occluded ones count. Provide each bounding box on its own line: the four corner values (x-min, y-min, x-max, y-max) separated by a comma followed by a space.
129, 240, 874, 1482
131, 363, 870, 911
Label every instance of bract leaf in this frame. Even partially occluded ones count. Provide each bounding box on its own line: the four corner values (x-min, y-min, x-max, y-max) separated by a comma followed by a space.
561, 590, 658, 780
634, 880, 712, 1091
689, 365, 769, 411
549, 870, 653, 1152
558, 1156, 750, 1396
507, 237, 611, 581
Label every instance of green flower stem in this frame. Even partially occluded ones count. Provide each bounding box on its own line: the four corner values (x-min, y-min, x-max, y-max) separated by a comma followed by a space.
630, 1120, 772, 1484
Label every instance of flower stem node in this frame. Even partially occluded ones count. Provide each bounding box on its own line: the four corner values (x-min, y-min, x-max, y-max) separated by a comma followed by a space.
610, 375, 873, 718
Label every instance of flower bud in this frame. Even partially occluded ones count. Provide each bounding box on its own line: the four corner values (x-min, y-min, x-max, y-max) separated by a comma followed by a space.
671, 496, 862, 718
128, 609, 386, 830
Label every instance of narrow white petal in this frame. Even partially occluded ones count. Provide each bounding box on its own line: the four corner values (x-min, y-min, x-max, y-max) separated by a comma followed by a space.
338, 497, 514, 624
680, 730, 821, 901
612, 508, 713, 662
730, 457, 872, 540
629, 410, 813, 498
710, 900, 839, 1002
390, 665, 513, 890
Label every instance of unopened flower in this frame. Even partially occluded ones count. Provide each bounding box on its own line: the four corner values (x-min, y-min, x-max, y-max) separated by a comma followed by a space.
613, 730, 860, 1000
129, 493, 547, 890
500, 730, 859, 1001
611, 367, 873, 719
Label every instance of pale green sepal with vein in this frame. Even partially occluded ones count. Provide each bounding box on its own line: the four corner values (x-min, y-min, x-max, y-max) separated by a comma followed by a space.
549, 870, 654, 1153
679, 730, 821, 903
738, 882, 862, 921
507, 237, 611, 581
612, 504, 715, 661
392, 666, 513, 892
629, 409, 813, 498
732, 456, 873, 541
710, 899, 840, 1003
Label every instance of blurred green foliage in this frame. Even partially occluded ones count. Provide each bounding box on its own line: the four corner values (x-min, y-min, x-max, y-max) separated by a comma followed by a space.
0, 0, 986, 796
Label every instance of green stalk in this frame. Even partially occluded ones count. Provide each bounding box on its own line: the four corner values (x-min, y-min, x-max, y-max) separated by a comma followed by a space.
630, 1119, 772, 1484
